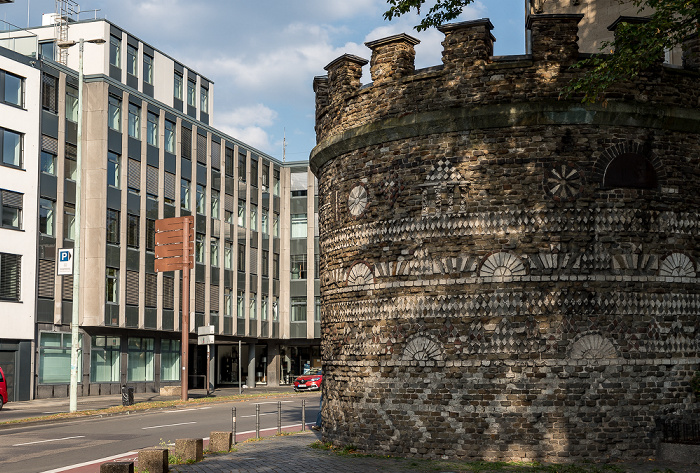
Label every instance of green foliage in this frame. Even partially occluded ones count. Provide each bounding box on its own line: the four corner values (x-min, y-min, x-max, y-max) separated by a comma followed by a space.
383, 0, 700, 102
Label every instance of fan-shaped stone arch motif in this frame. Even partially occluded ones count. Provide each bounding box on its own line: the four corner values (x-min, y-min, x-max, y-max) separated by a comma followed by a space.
346, 262, 374, 286
402, 335, 443, 362
569, 334, 617, 360
659, 253, 696, 278
479, 252, 526, 281
348, 184, 369, 217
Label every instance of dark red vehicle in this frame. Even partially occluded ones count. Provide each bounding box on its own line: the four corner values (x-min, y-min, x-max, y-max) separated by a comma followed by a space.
0, 366, 8, 410
293, 368, 322, 392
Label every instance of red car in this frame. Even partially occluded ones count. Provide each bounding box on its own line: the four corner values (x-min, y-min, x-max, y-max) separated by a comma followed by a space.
0, 366, 8, 410
293, 368, 322, 392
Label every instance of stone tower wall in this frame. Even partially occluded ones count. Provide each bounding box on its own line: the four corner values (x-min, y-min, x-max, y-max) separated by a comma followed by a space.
311, 15, 700, 462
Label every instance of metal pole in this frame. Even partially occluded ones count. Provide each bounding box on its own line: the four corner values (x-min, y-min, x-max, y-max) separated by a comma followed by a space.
277, 401, 281, 435
256, 403, 260, 438
181, 220, 190, 402
238, 340, 242, 395
206, 344, 210, 397
232, 407, 237, 444
68, 38, 85, 414
302, 398, 306, 431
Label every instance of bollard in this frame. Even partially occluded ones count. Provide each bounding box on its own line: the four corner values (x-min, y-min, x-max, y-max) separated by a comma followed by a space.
209, 431, 232, 453
137, 448, 168, 473
100, 462, 134, 473
175, 438, 203, 463
277, 401, 282, 435
302, 398, 306, 431
255, 403, 260, 438
232, 407, 237, 445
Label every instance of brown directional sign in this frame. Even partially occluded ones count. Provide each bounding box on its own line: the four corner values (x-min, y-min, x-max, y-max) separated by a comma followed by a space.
154, 216, 195, 272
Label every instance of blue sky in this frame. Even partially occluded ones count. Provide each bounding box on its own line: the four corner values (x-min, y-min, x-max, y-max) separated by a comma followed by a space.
1, 0, 526, 161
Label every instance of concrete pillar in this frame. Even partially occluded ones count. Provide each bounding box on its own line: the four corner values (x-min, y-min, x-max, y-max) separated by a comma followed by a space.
267, 343, 280, 386
247, 343, 256, 388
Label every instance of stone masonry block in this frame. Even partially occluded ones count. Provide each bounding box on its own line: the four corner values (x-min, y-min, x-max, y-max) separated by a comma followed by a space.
209, 431, 232, 453
176, 438, 203, 463
100, 462, 134, 473
137, 448, 168, 473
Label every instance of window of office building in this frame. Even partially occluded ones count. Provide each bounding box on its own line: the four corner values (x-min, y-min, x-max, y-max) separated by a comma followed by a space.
224, 288, 233, 316
249, 293, 257, 320
65, 84, 78, 122
146, 218, 155, 252
273, 253, 279, 279
108, 152, 120, 188
291, 214, 307, 238
225, 147, 234, 177
261, 295, 268, 321
40, 41, 55, 61
250, 159, 258, 187
262, 250, 269, 277
41, 151, 56, 175
224, 241, 233, 270
64, 204, 75, 240
250, 204, 257, 231
238, 200, 245, 227
127, 159, 141, 195
65, 144, 77, 180
143, 54, 154, 85
146, 165, 158, 199
42, 73, 58, 113
39, 332, 82, 384
128, 103, 140, 139
238, 152, 246, 182
187, 79, 196, 107
1, 189, 22, 230
91, 336, 120, 383
211, 189, 220, 219
291, 297, 307, 322
161, 339, 180, 381
237, 291, 245, 319
273, 168, 280, 196
1, 127, 23, 168
211, 238, 219, 267
174, 72, 183, 100
39, 198, 55, 236
127, 337, 155, 382
291, 254, 307, 280
127, 44, 137, 76
0, 252, 21, 301
200, 86, 208, 113
315, 296, 321, 322
127, 214, 139, 248
147, 112, 158, 147
273, 213, 279, 238
106, 267, 119, 304
164, 120, 175, 153
110, 35, 121, 67
237, 243, 245, 272
164, 172, 176, 205
108, 95, 121, 131
2, 70, 23, 107
181, 179, 191, 210
196, 184, 206, 215
272, 296, 279, 321
261, 209, 269, 235
261, 163, 269, 191
195, 233, 205, 264
106, 209, 120, 244
291, 172, 307, 197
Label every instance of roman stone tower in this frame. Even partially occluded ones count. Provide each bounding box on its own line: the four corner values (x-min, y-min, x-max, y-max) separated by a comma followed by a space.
311, 15, 700, 462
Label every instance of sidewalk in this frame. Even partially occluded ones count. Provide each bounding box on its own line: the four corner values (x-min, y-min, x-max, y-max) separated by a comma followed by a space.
168, 430, 700, 473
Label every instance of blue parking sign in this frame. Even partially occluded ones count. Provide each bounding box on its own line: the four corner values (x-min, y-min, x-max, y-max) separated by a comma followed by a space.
57, 249, 73, 275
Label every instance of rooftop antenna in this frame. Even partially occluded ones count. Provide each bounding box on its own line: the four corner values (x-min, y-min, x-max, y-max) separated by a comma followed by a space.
283, 128, 287, 163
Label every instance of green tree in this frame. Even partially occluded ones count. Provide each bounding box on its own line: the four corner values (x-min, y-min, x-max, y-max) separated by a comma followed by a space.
383, 0, 699, 102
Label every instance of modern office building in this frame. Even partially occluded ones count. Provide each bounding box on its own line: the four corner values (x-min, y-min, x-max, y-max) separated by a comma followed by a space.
0, 13, 320, 400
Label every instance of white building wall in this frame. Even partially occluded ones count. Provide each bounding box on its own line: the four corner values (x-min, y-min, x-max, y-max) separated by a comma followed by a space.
0, 54, 41, 341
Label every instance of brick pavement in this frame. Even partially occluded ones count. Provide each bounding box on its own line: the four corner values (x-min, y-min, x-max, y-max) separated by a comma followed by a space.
170, 431, 700, 473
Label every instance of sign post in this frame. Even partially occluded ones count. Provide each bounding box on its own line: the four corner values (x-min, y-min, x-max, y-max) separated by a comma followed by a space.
197, 325, 215, 396
155, 216, 194, 402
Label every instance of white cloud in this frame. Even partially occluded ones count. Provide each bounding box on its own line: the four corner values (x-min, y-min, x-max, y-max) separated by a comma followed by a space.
215, 104, 279, 153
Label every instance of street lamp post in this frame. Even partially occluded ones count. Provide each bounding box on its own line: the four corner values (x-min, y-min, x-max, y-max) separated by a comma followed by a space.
58, 37, 105, 413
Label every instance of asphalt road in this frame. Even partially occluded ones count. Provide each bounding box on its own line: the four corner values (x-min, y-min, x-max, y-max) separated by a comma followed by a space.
0, 394, 320, 473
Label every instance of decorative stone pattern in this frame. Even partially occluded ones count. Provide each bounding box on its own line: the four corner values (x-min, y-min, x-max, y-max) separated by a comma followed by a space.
312, 15, 700, 464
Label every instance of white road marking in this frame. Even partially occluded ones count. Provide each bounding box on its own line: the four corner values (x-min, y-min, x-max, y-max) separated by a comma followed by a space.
254, 401, 293, 405
14, 436, 86, 447
164, 406, 212, 413
141, 421, 197, 430
39, 451, 138, 473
